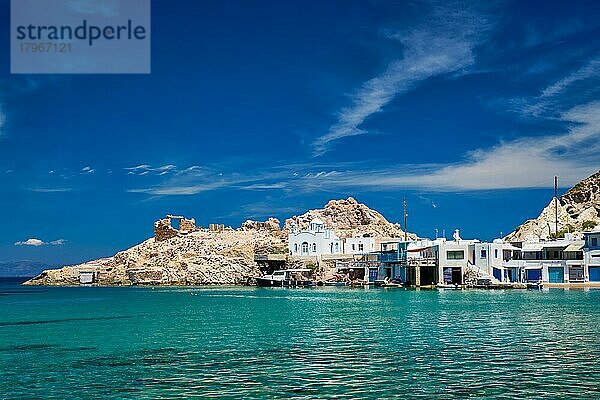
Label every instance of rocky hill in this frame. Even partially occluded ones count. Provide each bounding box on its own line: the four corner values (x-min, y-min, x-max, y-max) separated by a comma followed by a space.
284, 197, 416, 239
505, 170, 600, 242
24, 229, 287, 286
24, 197, 414, 286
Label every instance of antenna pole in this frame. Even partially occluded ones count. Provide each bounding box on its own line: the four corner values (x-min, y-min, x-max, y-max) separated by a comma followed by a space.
554, 176, 558, 236
403, 197, 407, 242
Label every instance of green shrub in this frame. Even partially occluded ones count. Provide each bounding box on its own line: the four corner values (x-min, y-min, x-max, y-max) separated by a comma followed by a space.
549, 224, 575, 240
582, 220, 598, 231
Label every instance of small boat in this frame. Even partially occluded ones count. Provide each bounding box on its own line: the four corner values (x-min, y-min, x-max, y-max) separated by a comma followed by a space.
323, 281, 346, 286
255, 269, 315, 287
375, 278, 404, 288
526, 282, 544, 290
381, 282, 403, 288
438, 283, 463, 290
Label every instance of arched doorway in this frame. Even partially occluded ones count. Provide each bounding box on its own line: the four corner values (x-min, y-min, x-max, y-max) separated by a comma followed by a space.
301, 242, 309, 255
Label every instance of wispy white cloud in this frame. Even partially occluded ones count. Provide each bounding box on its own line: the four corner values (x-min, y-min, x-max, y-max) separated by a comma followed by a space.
130, 95, 598, 195
303, 100, 600, 191
28, 187, 73, 193
80, 166, 95, 174
127, 162, 295, 195
240, 183, 289, 190
128, 181, 227, 195
508, 56, 600, 118
15, 238, 67, 246
125, 164, 178, 176
126, 164, 151, 172
540, 58, 600, 99
313, 2, 495, 156
128, 97, 598, 195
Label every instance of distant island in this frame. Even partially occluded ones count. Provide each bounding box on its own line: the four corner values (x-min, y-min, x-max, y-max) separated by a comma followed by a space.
0, 261, 57, 278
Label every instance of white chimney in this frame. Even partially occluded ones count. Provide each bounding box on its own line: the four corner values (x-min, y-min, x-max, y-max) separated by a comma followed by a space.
453, 229, 462, 242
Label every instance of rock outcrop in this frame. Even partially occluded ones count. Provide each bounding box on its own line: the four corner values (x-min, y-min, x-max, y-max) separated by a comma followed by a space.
24, 197, 416, 286
284, 197, 416, 239
240, 218, 281, 233
505, 170, 600, 242
24, 230, 287, 286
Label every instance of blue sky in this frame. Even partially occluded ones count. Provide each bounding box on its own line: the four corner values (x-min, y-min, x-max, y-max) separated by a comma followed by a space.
1, 0, 599, 265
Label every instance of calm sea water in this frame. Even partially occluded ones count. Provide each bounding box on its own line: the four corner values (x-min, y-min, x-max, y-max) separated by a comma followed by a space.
1, 278, 599, 399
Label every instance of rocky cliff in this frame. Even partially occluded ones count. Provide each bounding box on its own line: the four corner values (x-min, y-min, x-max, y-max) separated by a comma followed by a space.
24, 198, 413, 286
284, 197, 416, 239
505, 170, 600, 242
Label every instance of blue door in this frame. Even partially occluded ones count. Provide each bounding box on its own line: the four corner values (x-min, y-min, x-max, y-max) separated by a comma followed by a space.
493, 268, 502, 281
548, 267, 564, 283
526, 269, 541, 282
590, 267, 600, 282
368, 268, 378, 282
443, 268, 452, 284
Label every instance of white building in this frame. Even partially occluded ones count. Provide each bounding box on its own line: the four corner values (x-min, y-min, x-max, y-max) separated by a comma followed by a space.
345, 236, 375, 255
473, 240, 521, 282
288, 218, 344, 258
436, 230, 478, 285
508, 235, 585, 283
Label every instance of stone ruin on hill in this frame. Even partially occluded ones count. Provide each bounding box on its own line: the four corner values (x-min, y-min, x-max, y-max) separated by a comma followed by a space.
154, 214, 196, 241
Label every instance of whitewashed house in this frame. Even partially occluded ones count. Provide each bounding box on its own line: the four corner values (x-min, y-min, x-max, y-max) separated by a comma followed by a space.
288, 218, 344, 258
436, 230, 478, 285
345, 236, 375, 255
473, 240, 521, 282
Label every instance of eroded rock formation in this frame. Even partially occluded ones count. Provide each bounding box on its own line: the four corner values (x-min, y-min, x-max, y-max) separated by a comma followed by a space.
505, 170, 600, 242
284, 197, 416, 239
241, 218, 281, 233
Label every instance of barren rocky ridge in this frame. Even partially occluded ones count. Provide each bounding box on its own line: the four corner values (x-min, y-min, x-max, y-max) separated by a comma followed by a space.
24, 197, 413, 286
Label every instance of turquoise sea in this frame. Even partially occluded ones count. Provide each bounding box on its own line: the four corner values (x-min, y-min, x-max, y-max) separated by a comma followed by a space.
1, 278, 599, 399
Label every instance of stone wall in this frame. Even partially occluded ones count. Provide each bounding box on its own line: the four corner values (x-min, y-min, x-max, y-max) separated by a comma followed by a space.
154, 218, 179, 242
209, 224, 225, 232
180, 218, 196, 233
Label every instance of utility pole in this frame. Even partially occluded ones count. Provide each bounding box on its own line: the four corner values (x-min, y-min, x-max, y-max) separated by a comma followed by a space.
403, 197, 407, 242
554, 176, 558, 235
